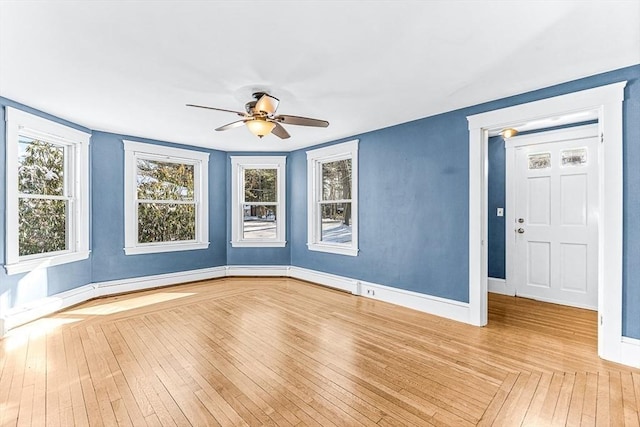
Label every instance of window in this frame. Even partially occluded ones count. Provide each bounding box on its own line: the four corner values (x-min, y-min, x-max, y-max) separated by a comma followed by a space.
5, 108, 90, 274
123, 141, 209, 255
307, 140, 358, 256
231, 156, 286, 247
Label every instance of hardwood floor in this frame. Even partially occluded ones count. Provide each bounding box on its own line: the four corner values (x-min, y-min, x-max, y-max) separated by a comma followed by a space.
1, 277, 638, 426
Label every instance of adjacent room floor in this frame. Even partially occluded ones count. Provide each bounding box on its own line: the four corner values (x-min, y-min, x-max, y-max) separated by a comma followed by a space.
1, 277, 638, 426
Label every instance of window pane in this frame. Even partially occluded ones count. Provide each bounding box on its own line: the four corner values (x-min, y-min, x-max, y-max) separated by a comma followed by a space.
18, 137, 65, 196
243, 205, 277, 239
562, 148, 587, 167
322, 159, 351, 200
137, 203, 196, 243
137, 159, 194, 201
18, 198, 67, 255
244, 168, 277, 203
320, 202, 352, 243
528, 153, 551, 170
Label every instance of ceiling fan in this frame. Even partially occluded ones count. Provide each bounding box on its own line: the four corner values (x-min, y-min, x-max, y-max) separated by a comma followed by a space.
187, 92, 329, 139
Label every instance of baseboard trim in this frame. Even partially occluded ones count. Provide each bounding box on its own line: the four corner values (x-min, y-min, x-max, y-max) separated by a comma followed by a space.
288, 266, 358, 294
357, 280, 470, 324
1, 265, 635, 369
488, 277, 515, 296
93, 266, 227, 297
621, 336, 640, 368
225, 265, 290, 277
2, 266, 228, 334
3, 283, 96, 332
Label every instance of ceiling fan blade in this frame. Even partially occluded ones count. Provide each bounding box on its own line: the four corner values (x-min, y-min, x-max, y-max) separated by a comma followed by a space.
186, 104, 245, 117
215, 120, 247, 131
271, 122, 291, 139
255, 94, 279, 115
275, 114, 329, 127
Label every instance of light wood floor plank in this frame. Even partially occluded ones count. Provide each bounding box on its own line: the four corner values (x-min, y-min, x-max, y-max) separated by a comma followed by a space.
0, 277, 638, 427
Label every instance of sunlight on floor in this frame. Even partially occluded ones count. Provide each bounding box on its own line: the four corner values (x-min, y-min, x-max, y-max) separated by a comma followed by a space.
65, 292, 194, 315
4, 317, 81, 351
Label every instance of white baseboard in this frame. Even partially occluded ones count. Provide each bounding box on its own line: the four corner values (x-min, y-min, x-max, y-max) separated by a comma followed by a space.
93, 266, 227, 297
225, 265, 290, 277
288, 266, 358, 294
2, 264, 636, 370
488, 277, 515, 296
357, 280, 470, 324
3, 283, 96, 332
1, 266, 227, 334
621, 337, 640, 368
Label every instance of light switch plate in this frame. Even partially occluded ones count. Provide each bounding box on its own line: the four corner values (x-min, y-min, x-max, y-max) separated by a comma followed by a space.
497, 207, 504, 217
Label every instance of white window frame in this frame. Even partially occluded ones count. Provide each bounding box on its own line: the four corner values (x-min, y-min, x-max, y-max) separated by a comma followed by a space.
123, 140, 209, 255
231, 156, 286, 248
306, 140, 359, 256
5, 107, 91, 275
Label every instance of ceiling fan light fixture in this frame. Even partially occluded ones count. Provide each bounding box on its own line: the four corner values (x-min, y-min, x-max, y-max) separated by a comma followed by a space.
246, 118, 276, 138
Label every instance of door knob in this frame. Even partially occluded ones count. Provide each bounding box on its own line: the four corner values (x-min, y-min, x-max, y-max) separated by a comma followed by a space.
517, 228, 525, 234
518, 218, 525, 223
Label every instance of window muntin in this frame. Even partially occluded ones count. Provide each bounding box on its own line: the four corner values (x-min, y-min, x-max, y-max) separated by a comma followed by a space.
5, 108, 90, 275
307, 140, 358, 256
123, 141, 209, 255
231, 157, 286, 247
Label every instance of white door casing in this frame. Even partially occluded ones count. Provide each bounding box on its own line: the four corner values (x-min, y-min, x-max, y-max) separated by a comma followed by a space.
467, 81, 635, 367
508, 125, 599, 310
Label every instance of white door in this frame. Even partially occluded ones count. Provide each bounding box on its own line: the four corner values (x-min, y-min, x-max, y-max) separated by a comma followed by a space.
510, 125, 599, 310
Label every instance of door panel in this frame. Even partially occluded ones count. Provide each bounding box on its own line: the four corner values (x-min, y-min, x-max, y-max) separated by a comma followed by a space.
528, 177, 551, 225
527, 241, 550, 287
511, 126, 598, 310
560, 174, 587, 226
560, 243, 588, 292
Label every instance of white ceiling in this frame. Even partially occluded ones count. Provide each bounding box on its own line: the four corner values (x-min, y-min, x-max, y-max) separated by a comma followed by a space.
1, 1, 638, 152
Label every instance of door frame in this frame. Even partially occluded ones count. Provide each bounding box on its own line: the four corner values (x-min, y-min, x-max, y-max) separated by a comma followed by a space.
505, 124, 599, 308
466, 82, 628, 365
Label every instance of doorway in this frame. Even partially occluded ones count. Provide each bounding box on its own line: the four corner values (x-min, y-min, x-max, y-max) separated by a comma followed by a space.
467, 81, 626, 364
505, 125, 599, 310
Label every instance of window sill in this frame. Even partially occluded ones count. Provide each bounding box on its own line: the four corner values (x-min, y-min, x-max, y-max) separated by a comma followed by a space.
307, 243, 358, 257
4, 250, 91, 275
231, 241, 287, 248
124, 242, 209, 255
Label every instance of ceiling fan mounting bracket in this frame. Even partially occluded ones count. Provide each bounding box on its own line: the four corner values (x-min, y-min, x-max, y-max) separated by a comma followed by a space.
252, 91, 269, 100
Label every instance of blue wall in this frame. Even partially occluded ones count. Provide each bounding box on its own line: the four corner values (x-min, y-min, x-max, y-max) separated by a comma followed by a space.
487, 136, 506, 279
1, 65, 638, 338
0, 100, 228, 317
290, 123, 470, 302
0, 99, 93, 311
290, 64, 640, 338
91, 132, 227, 282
